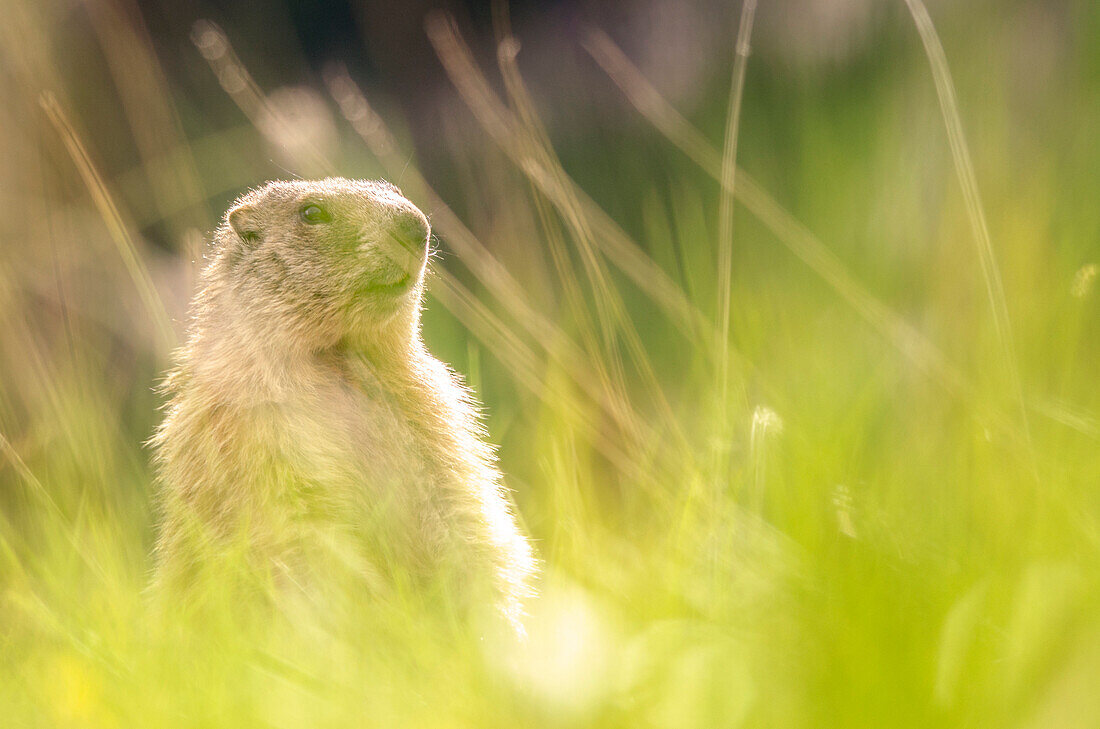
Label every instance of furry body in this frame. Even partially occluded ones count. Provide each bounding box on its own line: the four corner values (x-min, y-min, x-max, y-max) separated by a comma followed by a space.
151, 178, 534, 628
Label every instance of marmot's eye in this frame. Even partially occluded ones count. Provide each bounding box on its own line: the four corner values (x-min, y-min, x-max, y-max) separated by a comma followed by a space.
300, 204, 331, 225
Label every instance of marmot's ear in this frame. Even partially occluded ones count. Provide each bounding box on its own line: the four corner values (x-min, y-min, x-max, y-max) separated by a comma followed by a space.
228, 204, 262, 244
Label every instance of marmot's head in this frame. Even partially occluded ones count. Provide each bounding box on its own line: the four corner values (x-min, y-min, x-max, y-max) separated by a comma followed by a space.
208, 178, 431, 353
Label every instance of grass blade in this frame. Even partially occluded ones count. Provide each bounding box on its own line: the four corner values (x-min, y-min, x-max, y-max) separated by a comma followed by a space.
716, 0, 758, 408
39, 91, 175, 358
901, 0, 1037, 475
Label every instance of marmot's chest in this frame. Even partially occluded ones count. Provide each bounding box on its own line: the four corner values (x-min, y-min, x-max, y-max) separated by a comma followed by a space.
262, 375, 463, 579
273, 375, 437, 499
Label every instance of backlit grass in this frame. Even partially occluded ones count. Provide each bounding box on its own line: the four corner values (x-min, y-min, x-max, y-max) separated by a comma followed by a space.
1, 1, 1098, 727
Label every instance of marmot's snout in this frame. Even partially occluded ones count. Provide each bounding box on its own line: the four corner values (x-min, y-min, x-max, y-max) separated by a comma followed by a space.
390, 208, 430, 255
375, 207, 430, 285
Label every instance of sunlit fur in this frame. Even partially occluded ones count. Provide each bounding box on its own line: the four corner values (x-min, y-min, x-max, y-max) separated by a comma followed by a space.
151, 178, 535, 632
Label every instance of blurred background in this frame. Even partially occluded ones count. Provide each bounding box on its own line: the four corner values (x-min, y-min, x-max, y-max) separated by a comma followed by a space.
1, 0, 1099, 726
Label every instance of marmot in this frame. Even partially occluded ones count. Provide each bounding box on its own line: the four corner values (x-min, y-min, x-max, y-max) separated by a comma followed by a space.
151, 178, 535, 631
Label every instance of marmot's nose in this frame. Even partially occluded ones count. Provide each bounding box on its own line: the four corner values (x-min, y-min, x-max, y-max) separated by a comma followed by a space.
392, 209, 430, 253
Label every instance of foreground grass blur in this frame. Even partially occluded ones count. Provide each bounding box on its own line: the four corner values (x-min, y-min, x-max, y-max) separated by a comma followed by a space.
1, 0, 1099, 726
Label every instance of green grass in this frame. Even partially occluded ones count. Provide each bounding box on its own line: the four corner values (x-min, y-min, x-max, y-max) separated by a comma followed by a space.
2, 1, 1099, 726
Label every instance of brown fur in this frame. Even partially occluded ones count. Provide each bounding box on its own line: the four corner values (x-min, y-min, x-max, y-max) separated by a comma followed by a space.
151, 178, 535, 630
